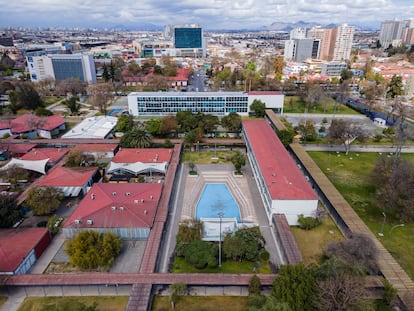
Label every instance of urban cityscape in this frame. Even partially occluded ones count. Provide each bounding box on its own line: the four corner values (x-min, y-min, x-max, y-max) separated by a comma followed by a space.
0, 10, 414, 311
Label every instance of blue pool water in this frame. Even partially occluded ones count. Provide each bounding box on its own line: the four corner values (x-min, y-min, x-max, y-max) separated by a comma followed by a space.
196, 184, 241, 221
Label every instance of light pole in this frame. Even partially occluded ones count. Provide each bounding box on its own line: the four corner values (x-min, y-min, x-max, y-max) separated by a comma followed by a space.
389, 223, 404, 236
378, 212, 386, 237
218, 212, 224, 267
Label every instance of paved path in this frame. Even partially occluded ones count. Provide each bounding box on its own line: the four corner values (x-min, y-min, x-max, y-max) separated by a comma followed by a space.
30, 232, 65, 274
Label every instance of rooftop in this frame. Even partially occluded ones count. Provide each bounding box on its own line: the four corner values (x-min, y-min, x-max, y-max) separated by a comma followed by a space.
243, 120, 317, 200
10, 114, 65, 134
112, 148, 172, 164
61, 116, 117, 139
21, 147, 69, 163
38, 166, 98, 187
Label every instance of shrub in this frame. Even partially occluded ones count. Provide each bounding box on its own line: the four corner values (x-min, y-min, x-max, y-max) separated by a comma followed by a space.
298, 215, 321, 230
2, 133, 10, 139
260, 250, 270, 261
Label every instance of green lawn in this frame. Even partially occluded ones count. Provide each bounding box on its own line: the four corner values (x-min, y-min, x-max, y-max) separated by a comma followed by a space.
173, 257, 271, 274
17, 296, 128, 311
291, 216, 343, 266
182, 151, 237, 164
152, 296, 248, 311
284, 95, 359, 114
308, 151, 414, 280
42, 96, 63, 107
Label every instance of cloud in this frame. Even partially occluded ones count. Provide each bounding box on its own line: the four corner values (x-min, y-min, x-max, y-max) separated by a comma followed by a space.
0, 0, 413, 29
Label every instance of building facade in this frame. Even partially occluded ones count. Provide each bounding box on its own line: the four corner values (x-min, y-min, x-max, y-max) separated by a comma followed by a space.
127, 91, 284, 117
27, 54, 96, 83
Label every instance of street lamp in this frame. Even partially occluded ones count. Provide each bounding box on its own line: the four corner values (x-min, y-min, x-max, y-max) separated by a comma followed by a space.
389, 223, 404, 236
218, 212, 224, 268
378, 212, 386, 237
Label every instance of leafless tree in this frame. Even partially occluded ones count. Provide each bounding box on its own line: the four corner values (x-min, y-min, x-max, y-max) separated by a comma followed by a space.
55, 78, 87, 97
327, 119, 368, 155
87, 82, 114, 114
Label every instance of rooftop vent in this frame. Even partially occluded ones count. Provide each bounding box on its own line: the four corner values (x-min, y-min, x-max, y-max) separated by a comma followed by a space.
126, 192, 131, 196
74, 219, 81, 224
111, 206, 116, 211
112, 191, 117, 196
144, 209, 147, 215
134, 199, 139, 204
86, 219, 93, 225
120, 206, 124, 211
90, 193, 95, 200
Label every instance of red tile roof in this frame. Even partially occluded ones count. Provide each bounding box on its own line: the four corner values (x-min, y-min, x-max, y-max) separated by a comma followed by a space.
64, 183, 163, 229
0, 121, 11, 130
112, 148, 173, 163
38, 166, 98, 187
10, 114, 65, 134
21, 148, 69, 163
7, 144, 36, 154
75, 144, 119, 153
0, 228, 49, 273
242, 120, 317, 200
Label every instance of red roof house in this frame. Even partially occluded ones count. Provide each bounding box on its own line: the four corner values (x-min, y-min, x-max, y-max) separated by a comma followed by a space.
63, 183, 163, 239
9, 114, 65, 139
38, 166, 99, 197
21, 147, 69, 166
0, 228, 51, 275
242, 120, 318, 225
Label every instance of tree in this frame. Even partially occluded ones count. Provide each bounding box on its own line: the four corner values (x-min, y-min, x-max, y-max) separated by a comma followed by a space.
0, 195, 22, 228
35, 106, 53, 116
340, 69, 353, 83
223, 227, 264, 262
66, 230, 122, 270
316, 257, 366, 311
231, 150, 246, 174
160, 115, 178, 136
277, 128, 295, 147
272, 263, 318, 311
305, 82, 326, 111
295, 119, 317, 143
63, 96, 81, 116
120, 125, 152, 148
221, 112, 242, 132
183, 240, 217, 269
145, 118, 161, 136
115, 114, 134, 133
65, 149, 94, 167
87, 82, 114, 114
248, 275, 262, 295
169, 283, 186, 309
184, 129, 202, 151
102, 64, 110, 82
25, 187, 63, 216
272, 56, 285, 78
387, 74, 404, 99
327, 119, 367, 155
55, 77, 86, 97
371, 156, 414, 221
249, 99, 266, 117
176, 110, 197, 132
8, 81, 44, 113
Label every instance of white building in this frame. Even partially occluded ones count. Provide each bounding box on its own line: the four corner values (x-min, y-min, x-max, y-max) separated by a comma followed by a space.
61, 116, 117, 139
333, 24, 355, 61
128, 91, 284, 117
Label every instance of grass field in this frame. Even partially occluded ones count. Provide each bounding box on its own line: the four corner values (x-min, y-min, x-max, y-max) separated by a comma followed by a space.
17, 296, 128, 311
152, 296, 248, 311
182, 151, 237, 164
308, 151, 414, 280
291, 216, 343, 266
173, 257, 271, 274
284, 96, 359, 114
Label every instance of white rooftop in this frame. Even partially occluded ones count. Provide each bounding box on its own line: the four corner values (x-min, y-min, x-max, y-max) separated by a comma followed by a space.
61, 116, 118, 139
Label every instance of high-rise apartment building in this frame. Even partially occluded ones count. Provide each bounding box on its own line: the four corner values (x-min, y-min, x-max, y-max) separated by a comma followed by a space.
290, 27, 307, 40
27, 54, 96, 84
284, 38, 320, 62
379, 20, 408, 48
318, 24, 354, 61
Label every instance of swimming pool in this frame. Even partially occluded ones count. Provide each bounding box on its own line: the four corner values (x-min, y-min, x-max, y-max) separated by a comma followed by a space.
196, 183, 241, 221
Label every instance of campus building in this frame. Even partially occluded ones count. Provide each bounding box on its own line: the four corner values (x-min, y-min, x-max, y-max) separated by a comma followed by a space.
242, 120, 318, 225
27, 53, 96, 84
127, 91, 284, 117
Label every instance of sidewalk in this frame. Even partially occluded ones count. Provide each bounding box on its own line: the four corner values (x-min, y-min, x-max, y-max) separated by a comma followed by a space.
30, 231, 65, 274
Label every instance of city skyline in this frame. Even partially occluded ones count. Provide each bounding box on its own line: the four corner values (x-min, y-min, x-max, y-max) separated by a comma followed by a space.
0, 0, 413, 30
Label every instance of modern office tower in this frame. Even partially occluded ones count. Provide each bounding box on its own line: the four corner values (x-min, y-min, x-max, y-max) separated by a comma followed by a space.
173, 24, 206, 57
27, 54, 96, 84
379, 19, 409, 48
290, 27, 307, 39
307, 26, 325, 41
332, 24, 355, 61
284, 38, 320, 62
319, 24, 354, 61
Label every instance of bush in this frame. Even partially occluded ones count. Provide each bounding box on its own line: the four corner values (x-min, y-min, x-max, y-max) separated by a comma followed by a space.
164, 139, 174, 148
298, 215, 321, 230
260, 250, 270, 261
2, 133, 10, 139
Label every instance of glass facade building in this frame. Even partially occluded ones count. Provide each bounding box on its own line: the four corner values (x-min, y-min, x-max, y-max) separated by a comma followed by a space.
128, 92, 249, 116
174, 27, 202, 48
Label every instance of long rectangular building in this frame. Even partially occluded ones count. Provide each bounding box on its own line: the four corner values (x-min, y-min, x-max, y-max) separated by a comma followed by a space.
243, 119, 318, 225
127, 91, 284, 117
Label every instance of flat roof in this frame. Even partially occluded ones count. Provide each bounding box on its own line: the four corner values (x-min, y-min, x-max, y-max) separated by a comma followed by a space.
61, 116, 117, 139
129, 91, 248, 97
243, 120, 317, 200
112, 148, 173, 164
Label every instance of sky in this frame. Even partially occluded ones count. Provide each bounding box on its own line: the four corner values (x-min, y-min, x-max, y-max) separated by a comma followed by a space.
0, 0, 413, 30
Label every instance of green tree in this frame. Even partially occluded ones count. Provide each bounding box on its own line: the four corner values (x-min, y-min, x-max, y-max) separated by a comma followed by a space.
176, 110, 197, 132
387, 74, 404, 99
63, 96, 81, 116
35, 107, 53, 116
231, 150, 246, 174
0, 195, 23, 228
183, 240, 217, 269
145, 118, 161, 136
272, 263, 318, 311
66, 230, 122, 270
249, 99, 266, 117
160, 115, 178, 136
47, 214, 62, 235
9, 81, 44, 113
116, 114, 134, 133
120, 125, 152, 148
169, 282, 186, 309
295, 120, 317, 143
102, 64, 110, 82
277, 128, 295, 147
221, 112, 242, 132
248, 275, 262, 295
223, 227, 264, 261
340, 69, 353, 83
25, 187, 63, 216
